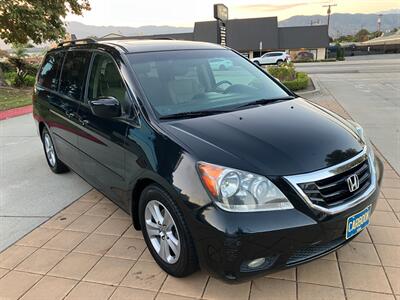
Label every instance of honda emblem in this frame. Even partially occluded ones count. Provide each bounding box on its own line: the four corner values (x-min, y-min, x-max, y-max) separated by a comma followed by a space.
347, 174, 360, 192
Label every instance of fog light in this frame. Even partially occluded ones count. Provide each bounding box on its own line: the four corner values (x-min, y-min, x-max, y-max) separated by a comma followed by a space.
247, 257, 266, 269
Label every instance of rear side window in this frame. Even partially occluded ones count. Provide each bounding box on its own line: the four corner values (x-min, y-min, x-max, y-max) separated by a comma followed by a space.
59, 51, 92, 101
37, 51, 65, 90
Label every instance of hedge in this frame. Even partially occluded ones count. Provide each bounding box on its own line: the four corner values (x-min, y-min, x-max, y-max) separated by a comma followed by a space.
282, 72, 309, 91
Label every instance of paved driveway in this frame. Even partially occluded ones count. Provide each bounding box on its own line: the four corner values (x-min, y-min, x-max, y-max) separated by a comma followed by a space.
0, 114, 91, 251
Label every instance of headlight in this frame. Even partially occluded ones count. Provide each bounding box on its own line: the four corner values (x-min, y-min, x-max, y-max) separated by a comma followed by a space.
197, 162, 294, 212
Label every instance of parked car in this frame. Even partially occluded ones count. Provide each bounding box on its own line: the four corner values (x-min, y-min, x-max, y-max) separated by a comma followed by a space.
209, 57, 234, 70
251, 51, 291, 65
34, 39, 382, 282
294, 51, 315, 62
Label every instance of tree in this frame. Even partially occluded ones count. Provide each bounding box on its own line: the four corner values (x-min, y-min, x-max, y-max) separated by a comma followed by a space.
355, 29, 370, 42
0, 0, 91, 45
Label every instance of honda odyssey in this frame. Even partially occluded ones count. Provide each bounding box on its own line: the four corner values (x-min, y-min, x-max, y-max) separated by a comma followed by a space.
33, 39, 383, 281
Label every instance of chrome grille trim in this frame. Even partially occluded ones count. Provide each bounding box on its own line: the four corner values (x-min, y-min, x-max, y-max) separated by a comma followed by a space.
284, 146, 377, 215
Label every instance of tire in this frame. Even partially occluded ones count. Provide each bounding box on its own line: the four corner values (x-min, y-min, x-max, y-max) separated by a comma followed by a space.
276, 59, 284, 66
139, 184, 198, 277
41, 127, 69, 174
254, 60, 261, 66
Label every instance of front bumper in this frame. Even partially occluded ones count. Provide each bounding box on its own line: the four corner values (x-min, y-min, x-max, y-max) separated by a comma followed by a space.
188, 156, 383, 282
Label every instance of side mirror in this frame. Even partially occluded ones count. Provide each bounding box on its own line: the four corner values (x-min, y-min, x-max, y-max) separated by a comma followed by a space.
89, 97, 121, 118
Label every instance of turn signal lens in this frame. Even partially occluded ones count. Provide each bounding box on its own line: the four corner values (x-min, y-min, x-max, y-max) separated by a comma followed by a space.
198, 163, 224, 197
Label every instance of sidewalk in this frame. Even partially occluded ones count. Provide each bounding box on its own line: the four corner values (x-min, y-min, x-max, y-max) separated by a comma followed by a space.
0, 98, 399, 300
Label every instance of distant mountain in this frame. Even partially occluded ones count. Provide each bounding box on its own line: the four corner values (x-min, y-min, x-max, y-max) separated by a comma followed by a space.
66, 21, 193, 39
279, 13, 400, 37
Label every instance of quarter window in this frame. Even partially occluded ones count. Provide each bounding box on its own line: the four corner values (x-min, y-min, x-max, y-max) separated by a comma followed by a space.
37, 51, 65, 90
59, 51, 91, 101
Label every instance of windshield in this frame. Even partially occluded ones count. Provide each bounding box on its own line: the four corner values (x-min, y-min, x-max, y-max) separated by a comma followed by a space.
128, 49, 290, 118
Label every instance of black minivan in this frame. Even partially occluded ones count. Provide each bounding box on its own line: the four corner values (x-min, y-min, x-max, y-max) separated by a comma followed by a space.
33, 38, 383, 281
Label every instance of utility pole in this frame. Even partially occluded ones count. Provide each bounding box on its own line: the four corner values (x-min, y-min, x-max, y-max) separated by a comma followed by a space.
322, 3, 337, 33
322, 3, 337, 59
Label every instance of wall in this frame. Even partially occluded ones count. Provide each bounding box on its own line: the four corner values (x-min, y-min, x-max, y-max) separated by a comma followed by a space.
278, 26, 329, 49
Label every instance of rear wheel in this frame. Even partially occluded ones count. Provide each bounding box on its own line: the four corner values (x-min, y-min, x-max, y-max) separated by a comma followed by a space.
276, 59, 284, 66
139, 184, 198, 277
41, 127, 69, 174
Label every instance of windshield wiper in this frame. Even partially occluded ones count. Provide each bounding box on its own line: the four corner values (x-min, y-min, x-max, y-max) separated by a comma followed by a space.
159, 109, 231, 120
233, 96, 296, 110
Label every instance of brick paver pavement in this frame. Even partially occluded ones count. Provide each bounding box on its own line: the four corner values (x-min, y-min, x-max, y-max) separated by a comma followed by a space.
1, 94, 399, 300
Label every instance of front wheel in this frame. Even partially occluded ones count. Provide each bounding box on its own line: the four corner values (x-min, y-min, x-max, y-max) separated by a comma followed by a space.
41, 127, 69, 174
139, 184, 198, 277
254, 60, 261, 66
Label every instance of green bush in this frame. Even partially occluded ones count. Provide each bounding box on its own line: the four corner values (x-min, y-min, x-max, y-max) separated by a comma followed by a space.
0, 61, 13, 73
267, 63, 309, 91
4, 71, 16, 85
4, 71, 35, 87
267, 63, 296, 81
282, 72, 309, 91
24, 75, 36, 86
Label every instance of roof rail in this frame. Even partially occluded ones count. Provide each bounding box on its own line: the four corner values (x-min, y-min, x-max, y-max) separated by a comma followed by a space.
57, 38, 97, 48
151, 37, 175, 40
98, 36, 176, 42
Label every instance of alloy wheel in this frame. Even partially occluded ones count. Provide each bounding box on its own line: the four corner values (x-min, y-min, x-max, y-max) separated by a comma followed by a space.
144, 200, 181, 264
44, 133, 56, 167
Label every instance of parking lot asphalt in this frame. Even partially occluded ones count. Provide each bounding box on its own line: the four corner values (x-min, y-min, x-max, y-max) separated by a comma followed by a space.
0, 115, 91, 251
297, 54, 400, 175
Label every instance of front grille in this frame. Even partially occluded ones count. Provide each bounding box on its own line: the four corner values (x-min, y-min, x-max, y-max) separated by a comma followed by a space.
299, 159, 371, 208
286, 238, 344, 265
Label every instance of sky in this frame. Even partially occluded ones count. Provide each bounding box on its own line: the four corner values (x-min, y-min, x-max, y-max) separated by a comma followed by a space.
66, 0, 399, 27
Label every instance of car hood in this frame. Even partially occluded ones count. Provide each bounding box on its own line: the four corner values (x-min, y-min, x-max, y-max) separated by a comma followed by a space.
161, 98, 364, 176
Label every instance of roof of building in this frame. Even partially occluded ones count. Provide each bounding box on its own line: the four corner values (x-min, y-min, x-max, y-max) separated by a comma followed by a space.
361, 31, 400, 46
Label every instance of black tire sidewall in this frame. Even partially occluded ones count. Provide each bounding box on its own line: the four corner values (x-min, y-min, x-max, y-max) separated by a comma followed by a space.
138, 184, 197, 277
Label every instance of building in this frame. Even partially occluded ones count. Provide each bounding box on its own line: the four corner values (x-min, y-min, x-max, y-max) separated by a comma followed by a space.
100, 17, 329, 60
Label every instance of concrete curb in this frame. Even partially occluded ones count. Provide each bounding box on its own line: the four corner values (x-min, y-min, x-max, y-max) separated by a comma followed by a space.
0, 105, 33, 121
296, 75, 320, 97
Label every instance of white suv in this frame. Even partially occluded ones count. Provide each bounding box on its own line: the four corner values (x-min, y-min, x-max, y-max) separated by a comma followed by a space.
252, 51, 291, 66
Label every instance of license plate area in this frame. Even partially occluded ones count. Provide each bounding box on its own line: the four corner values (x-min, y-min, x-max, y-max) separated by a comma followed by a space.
346, 205, 372, 239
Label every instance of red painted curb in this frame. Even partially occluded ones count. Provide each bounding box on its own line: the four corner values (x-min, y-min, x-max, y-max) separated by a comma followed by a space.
0, 105, 33, 121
